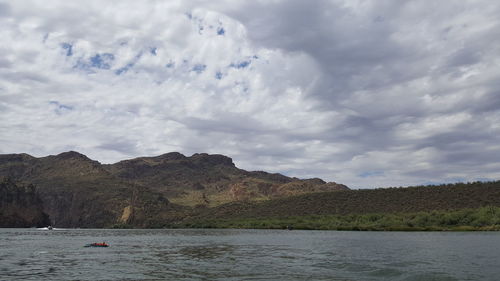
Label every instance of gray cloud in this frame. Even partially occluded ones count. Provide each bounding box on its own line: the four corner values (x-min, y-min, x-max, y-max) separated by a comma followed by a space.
1, 0, 500, 188
0, 57, 11, 68
0, 2, 10, 17
96, 139, 140, 155
210, 0, 500, 187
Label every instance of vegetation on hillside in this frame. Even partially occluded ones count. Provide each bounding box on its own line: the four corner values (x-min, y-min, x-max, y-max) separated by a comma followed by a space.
182, 181, 500, 223
172, 206, 500, 231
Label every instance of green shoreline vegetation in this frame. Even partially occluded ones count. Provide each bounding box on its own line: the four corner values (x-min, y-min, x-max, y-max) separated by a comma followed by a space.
165, 206, 500, 231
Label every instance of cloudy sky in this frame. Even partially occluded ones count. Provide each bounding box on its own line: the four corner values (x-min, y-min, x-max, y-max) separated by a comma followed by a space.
1, 0, 500, 188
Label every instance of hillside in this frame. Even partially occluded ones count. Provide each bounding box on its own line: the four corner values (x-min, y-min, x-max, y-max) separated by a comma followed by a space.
180, 181, 500, 224
0, 151, 347, 227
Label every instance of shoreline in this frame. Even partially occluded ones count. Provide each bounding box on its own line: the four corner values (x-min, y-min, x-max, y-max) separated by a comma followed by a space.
3, 206, 499, 231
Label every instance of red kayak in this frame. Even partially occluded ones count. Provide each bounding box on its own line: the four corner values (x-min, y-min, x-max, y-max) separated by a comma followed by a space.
85, 242, 109, 247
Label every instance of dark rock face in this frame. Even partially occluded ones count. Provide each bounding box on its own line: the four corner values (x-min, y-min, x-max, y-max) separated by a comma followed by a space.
155, 152, 187, 161
190, 153, 235, 167
0, 177, 50, 227
0, 153, 35, 179
54, 151, 90, 160
0, 152, 173, 228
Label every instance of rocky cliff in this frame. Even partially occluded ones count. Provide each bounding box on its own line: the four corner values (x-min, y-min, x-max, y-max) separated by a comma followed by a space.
0, 152, 175, 227
0, 177, 50, 227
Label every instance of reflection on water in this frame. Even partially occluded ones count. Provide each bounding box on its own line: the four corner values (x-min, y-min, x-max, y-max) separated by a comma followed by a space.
0, 229, 499, 280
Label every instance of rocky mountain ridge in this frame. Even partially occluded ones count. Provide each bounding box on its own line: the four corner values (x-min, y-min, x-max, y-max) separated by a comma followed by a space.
0, 151, 348, 227
102, 152, 348, 206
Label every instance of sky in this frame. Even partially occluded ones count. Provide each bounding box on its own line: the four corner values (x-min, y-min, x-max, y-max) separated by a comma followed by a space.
1, 0, 500, 188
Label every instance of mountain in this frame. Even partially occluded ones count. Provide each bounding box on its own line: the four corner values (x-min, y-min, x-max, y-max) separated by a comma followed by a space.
0, 151, 348, 227
102, 152, 348, 207
0, 177, 50, 227
0, 152, 180, 227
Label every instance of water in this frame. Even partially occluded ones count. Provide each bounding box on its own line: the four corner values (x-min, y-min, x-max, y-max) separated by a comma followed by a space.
0, 229, 499, 281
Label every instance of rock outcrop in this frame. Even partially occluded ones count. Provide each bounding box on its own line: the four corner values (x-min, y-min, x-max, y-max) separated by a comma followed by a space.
0, 177, 50, 227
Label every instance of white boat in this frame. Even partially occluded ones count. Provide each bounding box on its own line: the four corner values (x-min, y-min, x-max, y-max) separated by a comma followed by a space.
37, 226, 54, 230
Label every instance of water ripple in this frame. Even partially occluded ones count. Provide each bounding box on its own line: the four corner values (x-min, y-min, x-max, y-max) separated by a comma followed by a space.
0, 229, 498, 280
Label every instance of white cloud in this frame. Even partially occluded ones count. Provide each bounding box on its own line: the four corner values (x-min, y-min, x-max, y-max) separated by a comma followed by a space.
1, 0, 500, 188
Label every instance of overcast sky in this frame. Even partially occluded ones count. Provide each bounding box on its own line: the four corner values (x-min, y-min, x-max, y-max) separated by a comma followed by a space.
1, 0, 500, 188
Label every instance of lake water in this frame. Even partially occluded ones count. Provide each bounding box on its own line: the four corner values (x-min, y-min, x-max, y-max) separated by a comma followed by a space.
0, 229, 498, 281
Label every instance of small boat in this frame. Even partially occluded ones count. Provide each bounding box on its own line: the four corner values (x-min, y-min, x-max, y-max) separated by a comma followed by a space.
84, 242, 109, 248
37, 226, 54, 230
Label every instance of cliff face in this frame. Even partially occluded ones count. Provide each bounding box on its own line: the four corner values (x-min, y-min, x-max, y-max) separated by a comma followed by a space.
0, 152, 173, 228
0, 177, 50, 227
